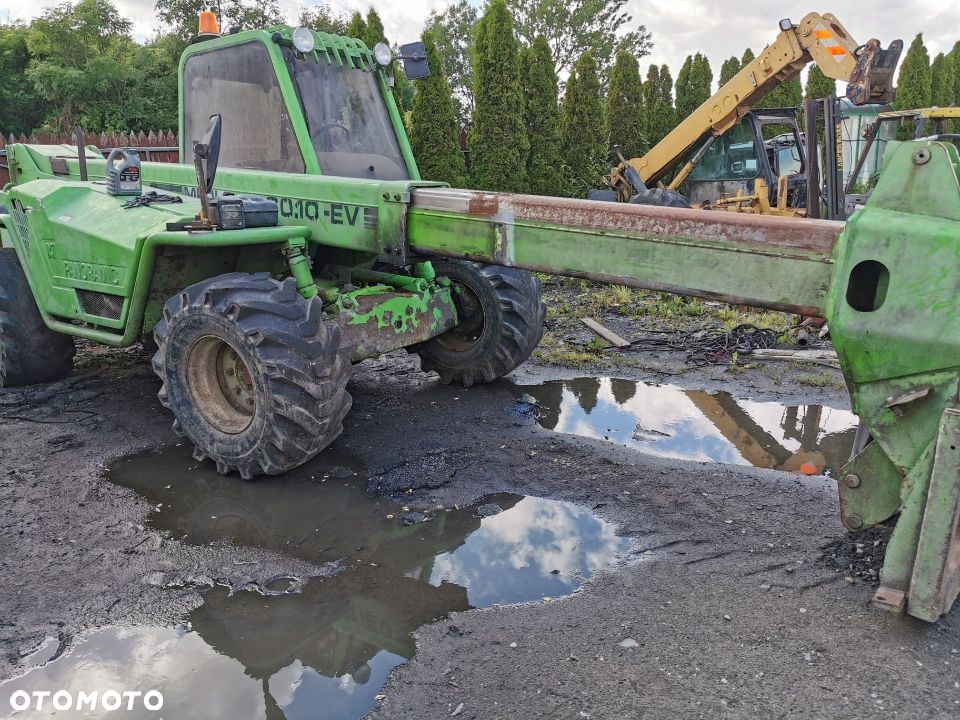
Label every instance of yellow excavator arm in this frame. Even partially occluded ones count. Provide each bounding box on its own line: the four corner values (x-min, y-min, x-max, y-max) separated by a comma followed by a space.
607, 12, 902, 201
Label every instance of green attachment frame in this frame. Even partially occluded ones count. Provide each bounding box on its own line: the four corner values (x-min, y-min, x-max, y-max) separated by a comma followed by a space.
826, 141, 960, 621
904, 409, 960, 620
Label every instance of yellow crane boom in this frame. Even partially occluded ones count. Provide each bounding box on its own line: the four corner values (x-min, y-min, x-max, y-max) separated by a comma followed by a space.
607, 12, 902, 201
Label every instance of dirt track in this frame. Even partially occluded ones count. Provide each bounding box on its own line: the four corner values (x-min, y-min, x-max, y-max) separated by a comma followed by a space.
2, 324, 959, 717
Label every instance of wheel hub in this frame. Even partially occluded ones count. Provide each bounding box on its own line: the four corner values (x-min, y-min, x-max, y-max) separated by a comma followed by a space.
185, 336, 256, 434
436, 281, 485, 352
218, 345, 255, 413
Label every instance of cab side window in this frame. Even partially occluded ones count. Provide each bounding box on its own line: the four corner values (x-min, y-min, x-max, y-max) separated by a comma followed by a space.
182, 42, 305, 173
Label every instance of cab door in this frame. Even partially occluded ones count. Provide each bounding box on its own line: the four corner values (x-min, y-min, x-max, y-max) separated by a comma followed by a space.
682, 115, 773, 207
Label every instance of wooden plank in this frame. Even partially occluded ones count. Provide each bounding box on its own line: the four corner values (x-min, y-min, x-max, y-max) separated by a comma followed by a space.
581, 318, 631, 348
750, 348, 840, 368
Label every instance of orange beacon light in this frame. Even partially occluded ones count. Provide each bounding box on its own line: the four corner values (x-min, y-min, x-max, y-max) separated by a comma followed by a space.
198, 10, 220, 38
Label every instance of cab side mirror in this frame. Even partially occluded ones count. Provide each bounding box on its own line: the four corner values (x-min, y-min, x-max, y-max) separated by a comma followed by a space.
193, 113, 222, 195
399, 42, 430, 79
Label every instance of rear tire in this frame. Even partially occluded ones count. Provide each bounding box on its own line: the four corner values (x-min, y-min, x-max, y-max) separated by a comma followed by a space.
629, 188, 691, 208
412, 260, 545, 387
152, 272, 351, 479
0, 248, 75, 388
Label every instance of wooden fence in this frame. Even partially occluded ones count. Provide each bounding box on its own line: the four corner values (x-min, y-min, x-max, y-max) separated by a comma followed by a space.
0, 130, 180, 186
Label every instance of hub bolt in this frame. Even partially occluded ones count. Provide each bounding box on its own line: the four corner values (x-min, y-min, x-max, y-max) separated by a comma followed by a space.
844, 474, 861, 489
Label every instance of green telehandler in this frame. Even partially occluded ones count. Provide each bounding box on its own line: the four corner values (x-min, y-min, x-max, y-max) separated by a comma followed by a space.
1, 20, 959, 623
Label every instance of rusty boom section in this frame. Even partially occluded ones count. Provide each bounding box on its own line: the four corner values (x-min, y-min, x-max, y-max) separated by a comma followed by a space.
407, 189, 841, 317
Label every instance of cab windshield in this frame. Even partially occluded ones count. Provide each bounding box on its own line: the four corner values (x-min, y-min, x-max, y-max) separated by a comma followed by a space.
284, 49, 409, 181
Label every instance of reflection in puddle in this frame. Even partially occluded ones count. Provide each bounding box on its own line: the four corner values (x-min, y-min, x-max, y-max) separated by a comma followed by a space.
514, 377, 857, 476
431, 497, 624, 607
2, 447, 628, 719
4, 627, 267, 720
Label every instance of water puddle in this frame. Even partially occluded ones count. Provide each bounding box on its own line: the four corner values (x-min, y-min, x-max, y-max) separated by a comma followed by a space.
2, 446, 629, 719
513, 376, 857, 476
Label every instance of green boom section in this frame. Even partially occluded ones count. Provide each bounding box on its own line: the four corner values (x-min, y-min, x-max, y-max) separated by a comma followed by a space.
406, 188, 839, 315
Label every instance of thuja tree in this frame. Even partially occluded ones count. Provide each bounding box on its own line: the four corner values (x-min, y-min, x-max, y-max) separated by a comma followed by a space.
560, 50, 609, 196
522, 35, 567, 196
606, 49, 647, 159
409, 31, 468, 187
469, 0, 529, 192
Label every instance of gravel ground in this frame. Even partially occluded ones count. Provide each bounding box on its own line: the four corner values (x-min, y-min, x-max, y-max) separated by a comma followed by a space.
1, 287, 959, 718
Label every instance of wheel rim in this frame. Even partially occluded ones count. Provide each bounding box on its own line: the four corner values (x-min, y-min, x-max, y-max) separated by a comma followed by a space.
186, 336, 255, 434
434, 280, 486, 352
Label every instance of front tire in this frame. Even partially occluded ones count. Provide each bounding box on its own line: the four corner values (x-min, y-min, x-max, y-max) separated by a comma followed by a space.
0, 248, 75, 388
629, 188, 691, 208
412, 260, 545, 387
152, 272, 351, 479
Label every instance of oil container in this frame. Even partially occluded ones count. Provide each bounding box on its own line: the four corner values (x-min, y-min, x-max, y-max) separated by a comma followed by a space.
105, 149, 142, 196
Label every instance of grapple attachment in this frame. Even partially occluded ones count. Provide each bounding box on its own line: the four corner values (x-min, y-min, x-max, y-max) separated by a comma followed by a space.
846, 38, 903, 106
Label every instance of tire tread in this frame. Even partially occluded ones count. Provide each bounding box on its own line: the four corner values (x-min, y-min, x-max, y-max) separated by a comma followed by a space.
152, 274, 351, 478
628, 188, 691, 209
0, 248, 75, 387
412, 261, 545, 387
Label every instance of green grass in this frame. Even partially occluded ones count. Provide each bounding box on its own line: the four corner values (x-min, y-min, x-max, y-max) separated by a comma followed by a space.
625, 292, 705, 319
534, 280, 807, 378
537, 329, 561, 349
582, 284, 637, 315
564, 276, 591, 290
534, 349, 599, 366
545, 303, 572, 320
714, 306, 794, 333
584, 337, 606, 354
795, 372, 845, 389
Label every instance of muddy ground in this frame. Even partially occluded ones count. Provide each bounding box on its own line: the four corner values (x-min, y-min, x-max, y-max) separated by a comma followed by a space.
1, 284, 959, 718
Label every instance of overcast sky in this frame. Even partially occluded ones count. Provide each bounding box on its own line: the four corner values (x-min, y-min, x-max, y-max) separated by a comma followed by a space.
2, 0, 957, 88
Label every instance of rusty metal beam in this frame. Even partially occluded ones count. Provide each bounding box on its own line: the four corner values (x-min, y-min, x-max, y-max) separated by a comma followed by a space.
408, 189, 842, 316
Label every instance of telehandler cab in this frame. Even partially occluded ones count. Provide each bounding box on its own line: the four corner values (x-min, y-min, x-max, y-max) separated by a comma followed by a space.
1, 17, 960, 623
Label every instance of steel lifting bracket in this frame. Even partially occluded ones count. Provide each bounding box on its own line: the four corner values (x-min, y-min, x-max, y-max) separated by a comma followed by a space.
378, 189, 413, 267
